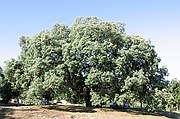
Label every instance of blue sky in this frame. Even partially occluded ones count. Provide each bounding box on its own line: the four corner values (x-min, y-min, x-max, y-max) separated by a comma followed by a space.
0, 0, 180, 80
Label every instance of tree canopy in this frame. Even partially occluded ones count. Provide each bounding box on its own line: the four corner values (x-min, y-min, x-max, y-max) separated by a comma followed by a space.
3, 17, 170, 109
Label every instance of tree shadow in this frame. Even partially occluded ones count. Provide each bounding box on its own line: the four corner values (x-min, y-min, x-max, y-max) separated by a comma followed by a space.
101, 107, 179, 119
42, 105, 97, 113
125, 108, 180, 119
0, 107, 15, 119
0, 105, 39, 119
156, 111, 180, 119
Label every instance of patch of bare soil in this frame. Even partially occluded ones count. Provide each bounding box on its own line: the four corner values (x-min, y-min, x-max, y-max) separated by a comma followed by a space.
0, 105, 178, 119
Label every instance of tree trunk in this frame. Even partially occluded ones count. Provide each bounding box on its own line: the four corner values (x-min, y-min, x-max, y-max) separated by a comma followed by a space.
17, 97, 20, 106
169, 105, 172, 112
140, 101, 143, 109
177, 104, 179, 112
85, 88, 91, 107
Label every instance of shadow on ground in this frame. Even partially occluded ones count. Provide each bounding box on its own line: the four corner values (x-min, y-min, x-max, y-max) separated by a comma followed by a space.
124, 108, 180, 119
42, 105, 97, 113
0, 106, 39, 119
43, 105, 180, 118
0, 107, 15, 119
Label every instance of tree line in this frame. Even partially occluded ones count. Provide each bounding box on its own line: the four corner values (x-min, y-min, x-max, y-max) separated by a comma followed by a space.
0, 17, 179, 111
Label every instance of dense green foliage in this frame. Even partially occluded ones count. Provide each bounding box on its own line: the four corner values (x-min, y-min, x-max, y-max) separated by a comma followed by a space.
0, 66, 14, 103
167, 79, 180, 111
1, 17, 178, 111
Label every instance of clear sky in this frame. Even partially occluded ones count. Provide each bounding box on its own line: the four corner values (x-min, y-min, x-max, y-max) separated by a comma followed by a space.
0, 0, 180, 80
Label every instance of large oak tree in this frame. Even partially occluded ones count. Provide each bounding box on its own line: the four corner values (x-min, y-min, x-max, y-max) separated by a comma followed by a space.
3, 17, 168, 107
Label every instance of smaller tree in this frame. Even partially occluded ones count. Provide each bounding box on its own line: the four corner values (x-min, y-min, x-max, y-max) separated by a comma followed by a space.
149, 88, 172, 111
0, 66, 14, 103
0, 67, 5, 82
168, 79, 180, 111
3, 59, 24, 103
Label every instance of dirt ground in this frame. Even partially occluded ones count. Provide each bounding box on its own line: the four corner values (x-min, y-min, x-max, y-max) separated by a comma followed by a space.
0, 105, 179, 119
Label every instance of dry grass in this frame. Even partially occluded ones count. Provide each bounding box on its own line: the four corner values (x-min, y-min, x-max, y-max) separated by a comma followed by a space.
0, 105, 179, 119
